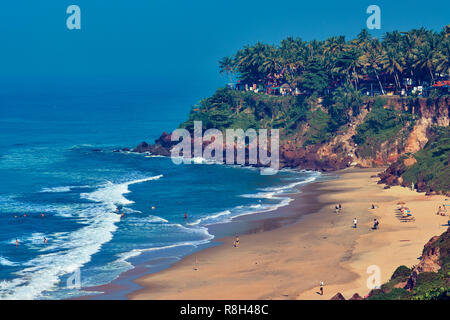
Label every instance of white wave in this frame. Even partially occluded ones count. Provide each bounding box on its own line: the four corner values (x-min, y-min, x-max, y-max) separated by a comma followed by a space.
115, 230, 214, 268
81, 175, 163, 206
40, 185, 90, 193
257, 175, 319, 193
0, 256, 17, 267
41, 186, 72, 193
144, 155, 166, 158
189, 172, 320, 227
187, 210, 232, 226
0, 175, 163, 300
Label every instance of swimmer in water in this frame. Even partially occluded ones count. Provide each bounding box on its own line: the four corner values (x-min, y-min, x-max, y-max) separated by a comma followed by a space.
44, 237, 47, 244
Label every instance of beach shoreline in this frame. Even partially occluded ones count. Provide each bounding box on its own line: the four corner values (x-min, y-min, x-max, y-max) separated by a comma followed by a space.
77, 169, 333, 299
126, 167, 448, 300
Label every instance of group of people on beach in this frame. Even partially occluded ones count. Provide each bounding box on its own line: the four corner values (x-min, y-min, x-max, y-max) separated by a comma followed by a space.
334, 203, 342, 213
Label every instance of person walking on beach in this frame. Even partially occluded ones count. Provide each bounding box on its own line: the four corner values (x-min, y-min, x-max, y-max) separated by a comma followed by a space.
234, 235, 240, 248
373, 219, 379, 230
194, 257, 199, 271
319, 281, 324, 295
339, 203, 342, 211
353, 218, 357, 228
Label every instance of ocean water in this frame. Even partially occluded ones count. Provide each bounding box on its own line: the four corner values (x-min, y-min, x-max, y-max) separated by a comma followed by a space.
0, 80, 319, 299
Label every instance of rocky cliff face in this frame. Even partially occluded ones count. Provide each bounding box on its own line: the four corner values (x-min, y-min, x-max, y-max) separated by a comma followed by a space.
404, 232, 446, 291
130, 97, 448, 173
349, 227, 450, 300
358, 96, 449, 167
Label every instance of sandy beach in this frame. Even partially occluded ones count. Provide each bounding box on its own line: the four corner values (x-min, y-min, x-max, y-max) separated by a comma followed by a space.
127, 167, 449, 300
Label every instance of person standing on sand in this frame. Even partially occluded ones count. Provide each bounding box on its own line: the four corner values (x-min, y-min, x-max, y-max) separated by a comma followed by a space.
373, 219, 379, 230
319, 281, 324, 295
234, 235, 240, 247
353, 218, 357, 228
194, 257, 198, 271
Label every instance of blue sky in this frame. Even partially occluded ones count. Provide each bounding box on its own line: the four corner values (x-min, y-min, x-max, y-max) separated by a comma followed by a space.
0, 0, 448, 93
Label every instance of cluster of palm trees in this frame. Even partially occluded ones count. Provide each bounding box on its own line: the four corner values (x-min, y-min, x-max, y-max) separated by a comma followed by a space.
219, 26, 449, 95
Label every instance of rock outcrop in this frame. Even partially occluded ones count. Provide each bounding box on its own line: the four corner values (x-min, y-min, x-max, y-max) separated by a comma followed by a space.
330, 292, 346, 300
405, 227, 449, 290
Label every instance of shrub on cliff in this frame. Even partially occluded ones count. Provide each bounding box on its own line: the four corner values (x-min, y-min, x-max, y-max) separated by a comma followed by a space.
369, 228, 450, 300
401, 126, 450, 194
353, 97, 417, 158
391, 265, 412, 281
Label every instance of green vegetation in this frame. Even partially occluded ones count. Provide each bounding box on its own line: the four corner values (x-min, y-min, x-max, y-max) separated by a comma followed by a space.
368, 229, 450, 300
352, 97, 417, 158
179, 86, 369, 147
401, 126, 450, 193
180, 88, 295, 132
221, 26, 449, 95
302, 108, 331, 146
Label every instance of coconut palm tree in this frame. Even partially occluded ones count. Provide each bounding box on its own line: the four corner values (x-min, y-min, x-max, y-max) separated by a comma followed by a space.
360, 39, 385, 94
382, 48, 404, 91
219, 56, 236, 87
413, 34, 439, 83
435, 39, 450, 76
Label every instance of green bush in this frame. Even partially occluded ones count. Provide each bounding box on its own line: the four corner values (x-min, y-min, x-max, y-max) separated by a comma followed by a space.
353, 97, 416, 158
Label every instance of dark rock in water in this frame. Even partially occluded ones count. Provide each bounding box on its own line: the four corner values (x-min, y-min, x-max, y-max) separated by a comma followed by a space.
113, 149, 120, 153
133, 138, 172, 157
133, 142, 151, 153
122, 147, 130, 152
330, 293, 346, 300
349, 293, 363, 300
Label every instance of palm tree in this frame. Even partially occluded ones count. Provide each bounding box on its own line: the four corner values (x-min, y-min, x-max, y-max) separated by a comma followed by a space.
333, 47, 361, 90
413, 34, 439, 83
219, 56, 236, 87
360, 39, 385, 94
382, 48, 404, 91
435, 39, 450, 76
